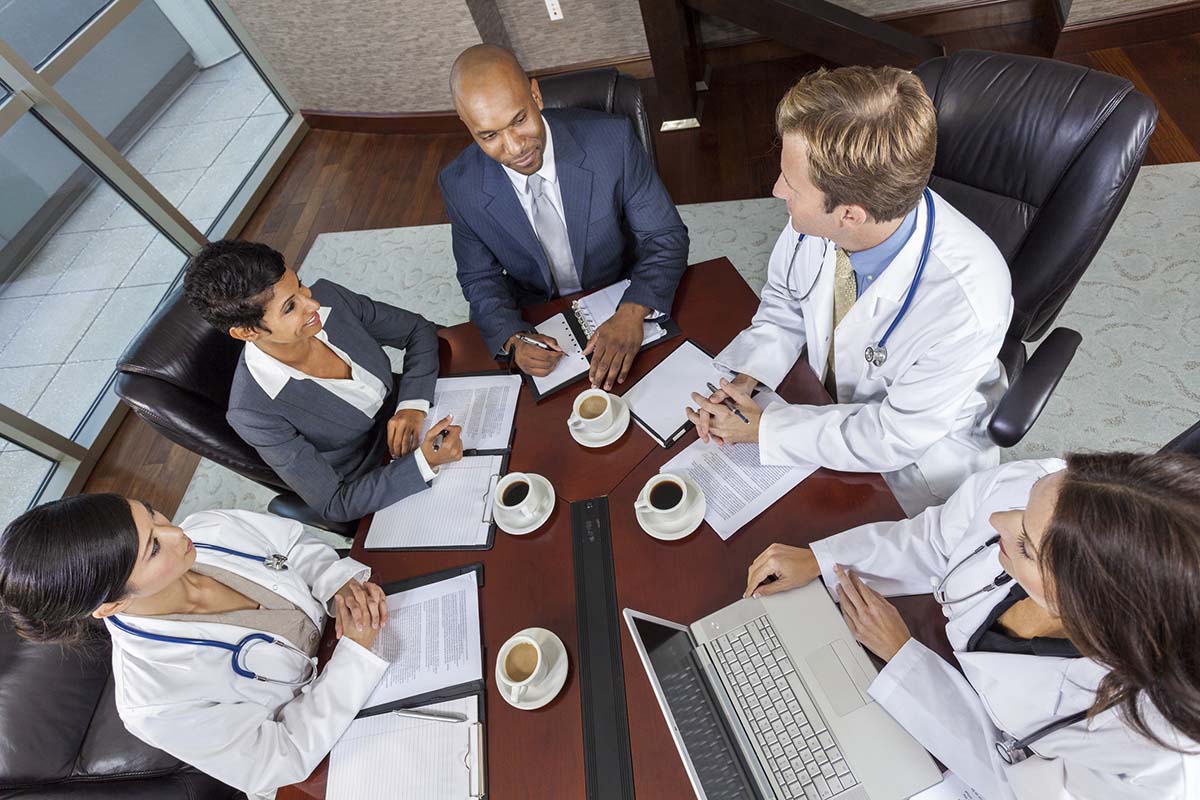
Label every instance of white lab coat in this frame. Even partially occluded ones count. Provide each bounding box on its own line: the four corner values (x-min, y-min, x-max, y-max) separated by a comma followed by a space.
105, 510, 388, 799
715, 191, 1013, 516
809, 459, 1200, 799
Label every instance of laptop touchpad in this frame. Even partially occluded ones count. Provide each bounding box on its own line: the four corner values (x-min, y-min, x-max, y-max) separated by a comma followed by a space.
806, 643, 867, 717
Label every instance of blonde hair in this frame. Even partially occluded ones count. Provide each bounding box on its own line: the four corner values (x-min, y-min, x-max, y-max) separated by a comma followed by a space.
775, 66, 936, 222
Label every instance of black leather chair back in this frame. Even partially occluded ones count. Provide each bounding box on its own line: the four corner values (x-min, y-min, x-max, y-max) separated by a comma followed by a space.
915, 50, 1157, 343
1162, 421, 1200, 457
537, 67, 657, 171
115, 286, 284, 491
0, 618, 236, 798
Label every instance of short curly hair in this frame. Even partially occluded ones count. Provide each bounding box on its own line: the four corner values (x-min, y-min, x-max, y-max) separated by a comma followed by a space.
776, 66, 936, 223
182, 239, 286, 333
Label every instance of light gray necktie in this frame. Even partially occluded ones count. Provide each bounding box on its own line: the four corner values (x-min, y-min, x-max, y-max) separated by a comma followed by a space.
527, 173, 581, 295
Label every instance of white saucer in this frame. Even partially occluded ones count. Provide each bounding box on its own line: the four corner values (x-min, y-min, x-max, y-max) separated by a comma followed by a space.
495, 627, 569, 710
568, 395, 631, 448
494, 475, 555, 535
636, 478, 706, 541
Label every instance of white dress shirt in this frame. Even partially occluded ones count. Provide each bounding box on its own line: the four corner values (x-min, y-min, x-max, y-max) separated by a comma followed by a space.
245, 307, 438, 482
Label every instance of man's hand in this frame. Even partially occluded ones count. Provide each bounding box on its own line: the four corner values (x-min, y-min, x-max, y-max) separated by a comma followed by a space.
583, 303, 648, 391
687, 376, 761, 445
334, 578, 389, 639
835, 566, 911, 662
744, 543, 822, 598
507, 332, 563, 377
387, 408, 425, 458
419, 415, 463, 468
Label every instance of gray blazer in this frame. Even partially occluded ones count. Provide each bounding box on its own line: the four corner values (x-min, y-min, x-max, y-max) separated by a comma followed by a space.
227, 279, 439, 522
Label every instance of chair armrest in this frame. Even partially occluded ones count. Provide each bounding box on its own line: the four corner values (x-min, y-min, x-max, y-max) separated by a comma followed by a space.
267, 491, 358, 538
988, 327, 1082, 448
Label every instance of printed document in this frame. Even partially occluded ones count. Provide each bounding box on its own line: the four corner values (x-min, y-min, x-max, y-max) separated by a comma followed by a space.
363, 571, 482, 709
661, 391, 817, 539
421, 374, 520, 452
328, 696, 483, 800
364, 455, 501, 549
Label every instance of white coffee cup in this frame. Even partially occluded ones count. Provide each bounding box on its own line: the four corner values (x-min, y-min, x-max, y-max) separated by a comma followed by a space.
567, 388, 615, 436
498, 633, 547, 704
635, 473, 690, 526
494, 472, 547, 528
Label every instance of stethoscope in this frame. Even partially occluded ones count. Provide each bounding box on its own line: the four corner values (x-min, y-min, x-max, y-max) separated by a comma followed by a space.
931, 532, 1090, 764
108, 543, 316, 686
784, 187, 936, 370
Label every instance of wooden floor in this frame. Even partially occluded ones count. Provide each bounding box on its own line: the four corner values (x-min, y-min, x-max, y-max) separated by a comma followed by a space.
83, 26, 1200, 514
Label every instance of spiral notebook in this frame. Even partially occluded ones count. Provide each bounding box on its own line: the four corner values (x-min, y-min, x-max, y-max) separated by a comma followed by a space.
526, 280, 680, 401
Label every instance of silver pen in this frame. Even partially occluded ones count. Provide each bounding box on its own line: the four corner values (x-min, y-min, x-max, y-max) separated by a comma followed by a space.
514, 332, 554, 351
390, 708, 467, 724
705, 381, 750, 424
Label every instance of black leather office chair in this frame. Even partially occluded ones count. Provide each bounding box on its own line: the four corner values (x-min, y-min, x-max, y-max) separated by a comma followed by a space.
0, 618, 238, 799
115, 288, 358, 536
1162, 421, 1200, 457
537, 66, 657, 171
914, 50, 1159, 447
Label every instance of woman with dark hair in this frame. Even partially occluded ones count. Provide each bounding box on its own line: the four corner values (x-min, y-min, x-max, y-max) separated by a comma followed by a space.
0, 495, 390, 799
183, 239, 464, 524
744, 453, 1200, 799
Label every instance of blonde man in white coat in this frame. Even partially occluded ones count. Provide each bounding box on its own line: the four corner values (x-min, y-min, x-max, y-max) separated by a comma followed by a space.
0, 494, 390, 800
689, 66, 1013, 516
743, 452, 1200, 799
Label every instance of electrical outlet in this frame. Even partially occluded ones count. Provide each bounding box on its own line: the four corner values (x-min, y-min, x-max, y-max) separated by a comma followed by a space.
545, 0, 563, 21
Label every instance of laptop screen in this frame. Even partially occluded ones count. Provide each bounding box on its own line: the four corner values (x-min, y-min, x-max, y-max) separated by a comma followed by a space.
631, 615, 760, 800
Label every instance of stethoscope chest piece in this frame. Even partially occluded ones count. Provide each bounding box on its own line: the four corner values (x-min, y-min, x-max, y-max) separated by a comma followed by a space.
263, 553, 289, 571
864, 344, 887, 367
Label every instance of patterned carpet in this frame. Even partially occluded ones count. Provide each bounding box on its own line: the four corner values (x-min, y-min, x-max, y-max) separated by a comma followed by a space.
176, 162, 1200, 531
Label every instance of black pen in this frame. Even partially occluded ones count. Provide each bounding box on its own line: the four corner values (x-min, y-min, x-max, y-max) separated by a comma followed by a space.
431, 429, 450, 452
706, 381, 750, 424
514, 333, 554, 351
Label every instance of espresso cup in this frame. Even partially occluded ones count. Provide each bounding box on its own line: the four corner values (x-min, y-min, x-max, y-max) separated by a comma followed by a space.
567, 388, 615, 436
635, 473, 690, 526
498, 633, 547, 704
494, 472, 547, 528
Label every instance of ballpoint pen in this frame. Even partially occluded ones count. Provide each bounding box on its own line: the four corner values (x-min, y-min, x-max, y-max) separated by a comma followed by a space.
514, 333, 554, 351
390, 708, 467, 724
432, 429, 450, 452
706, 381, 750, 424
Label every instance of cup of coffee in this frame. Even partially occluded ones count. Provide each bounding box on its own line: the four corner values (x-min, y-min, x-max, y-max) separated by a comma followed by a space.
567, 388, 614, 435
498, 633, 547, 703
635, 473, 690, 526
495, 472, 547, 529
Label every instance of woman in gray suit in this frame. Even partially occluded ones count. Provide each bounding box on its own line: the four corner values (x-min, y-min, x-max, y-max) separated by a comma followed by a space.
184, 240, 463, 523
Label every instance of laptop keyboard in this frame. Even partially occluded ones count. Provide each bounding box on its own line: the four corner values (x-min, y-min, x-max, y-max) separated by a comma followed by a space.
709, 616, 859, 800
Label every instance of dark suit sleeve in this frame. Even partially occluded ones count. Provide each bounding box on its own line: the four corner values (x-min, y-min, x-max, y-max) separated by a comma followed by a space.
440, 174, 527, 355
319, 280, 438, 406
228, 406, 430, 523
616, 120, 689, 314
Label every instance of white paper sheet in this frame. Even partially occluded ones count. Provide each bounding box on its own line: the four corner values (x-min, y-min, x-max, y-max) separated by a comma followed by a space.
530, 313, 589, 395
327, 696, 482, 800
575, 279, 666, 344
911, 771, 986, 800
364, 455, 501, 549
421, 374, 520, 452
661, 390, 817, 539
622, 339, 727, 446
363, 571, 482, 709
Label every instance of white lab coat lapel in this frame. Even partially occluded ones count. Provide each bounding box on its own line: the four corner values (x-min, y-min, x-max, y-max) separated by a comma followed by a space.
189, 545, 325, 631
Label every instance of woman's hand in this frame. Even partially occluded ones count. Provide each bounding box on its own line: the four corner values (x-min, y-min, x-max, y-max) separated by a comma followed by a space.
335, 594, 382, 650
835, 566, 910, 662
419, 415, 463, 468
387, 408, 426, 458
333, 578, 388, 639
744, 543, 822, 597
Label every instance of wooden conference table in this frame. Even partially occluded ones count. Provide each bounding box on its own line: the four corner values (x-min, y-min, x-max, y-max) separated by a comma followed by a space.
279, 257, 951, 800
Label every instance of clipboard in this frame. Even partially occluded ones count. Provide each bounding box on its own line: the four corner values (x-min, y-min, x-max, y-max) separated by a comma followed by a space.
621, 339, 719, 448
523, 310, 681, 402
363, 453, 509, 551
356, 564, 488, 798
426, 370, 520, 456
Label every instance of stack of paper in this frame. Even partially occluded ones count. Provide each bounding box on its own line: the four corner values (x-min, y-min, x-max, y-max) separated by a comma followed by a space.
420, 373, 520, 453
364, 455, 502, 549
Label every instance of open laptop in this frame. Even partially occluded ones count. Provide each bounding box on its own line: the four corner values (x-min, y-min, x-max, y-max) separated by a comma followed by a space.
624, 580, 942, 800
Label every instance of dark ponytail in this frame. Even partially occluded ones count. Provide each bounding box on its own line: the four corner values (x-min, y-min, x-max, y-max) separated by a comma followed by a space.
0, 493, 138, 643
1042, 451, 1200, 751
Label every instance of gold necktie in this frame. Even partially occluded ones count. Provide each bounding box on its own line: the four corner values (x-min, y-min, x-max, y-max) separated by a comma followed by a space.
824, 247, 857, 401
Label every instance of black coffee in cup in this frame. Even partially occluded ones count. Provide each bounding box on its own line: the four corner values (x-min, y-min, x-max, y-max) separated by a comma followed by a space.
650, 480, 684, 510
502, 480, 531, 507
